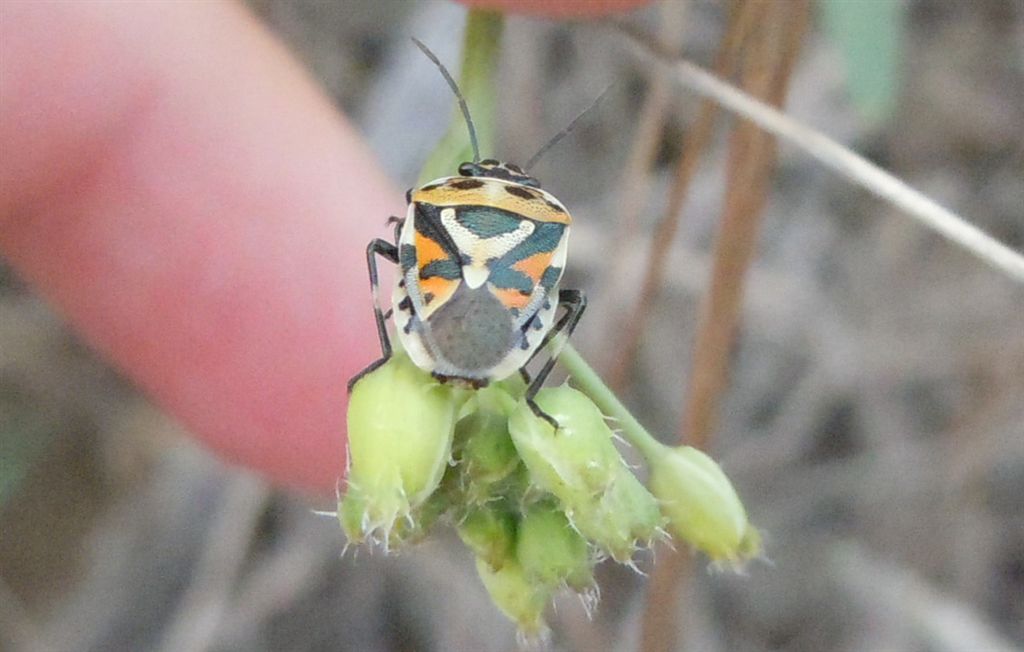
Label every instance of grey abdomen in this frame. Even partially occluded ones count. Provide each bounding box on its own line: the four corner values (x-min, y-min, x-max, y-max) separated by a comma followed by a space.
427, 285, 516, 375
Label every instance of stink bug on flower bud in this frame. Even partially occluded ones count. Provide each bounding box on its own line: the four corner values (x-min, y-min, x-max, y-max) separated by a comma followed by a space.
348, 39, 612, 426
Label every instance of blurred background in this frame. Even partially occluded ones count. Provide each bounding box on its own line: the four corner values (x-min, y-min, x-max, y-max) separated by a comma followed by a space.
1, 1, 1022, 650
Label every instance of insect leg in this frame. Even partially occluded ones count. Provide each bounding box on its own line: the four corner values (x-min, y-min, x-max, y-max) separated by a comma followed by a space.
386, 215, 405, 243
524, 289, 587, 426
348, 238, 399, 393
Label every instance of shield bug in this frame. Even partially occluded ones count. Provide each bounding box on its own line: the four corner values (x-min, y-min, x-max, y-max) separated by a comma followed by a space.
351, 38, 604, 423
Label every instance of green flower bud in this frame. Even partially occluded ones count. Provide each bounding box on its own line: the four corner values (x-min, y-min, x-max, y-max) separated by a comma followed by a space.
457, 502, 517, 571
341, 480, 451, 549
648, 443, 761, 565
340, 351, 464, 549
517, 502, 593, 592
338, 485, 367, 545
508, 385, 664, 562
568, 469, 664, 563
390, 479, 453, 545
476, 557, 552, 639
508, 386, 622, 493
494, 372, 528, 399
453, 386, 521, 504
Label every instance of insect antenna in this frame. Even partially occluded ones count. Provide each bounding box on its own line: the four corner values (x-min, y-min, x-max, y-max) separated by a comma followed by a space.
525, 83, 614, 171
411, 37, 481, 164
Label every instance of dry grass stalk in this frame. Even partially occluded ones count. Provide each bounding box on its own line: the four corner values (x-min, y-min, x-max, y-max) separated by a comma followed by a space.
616, 15, 1024, 284
607, 0, 765, 392
639, 2, 811, 650
681, 1, 809, 449
604, 1, 687, 260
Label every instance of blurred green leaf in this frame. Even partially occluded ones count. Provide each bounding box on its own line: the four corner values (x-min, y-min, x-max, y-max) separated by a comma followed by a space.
417, 10, 502, 185
820, 0, 906, 125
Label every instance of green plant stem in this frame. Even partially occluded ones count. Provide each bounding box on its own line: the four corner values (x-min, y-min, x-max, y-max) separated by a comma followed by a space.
417, 10, 503, 185
559, 344, 665, 461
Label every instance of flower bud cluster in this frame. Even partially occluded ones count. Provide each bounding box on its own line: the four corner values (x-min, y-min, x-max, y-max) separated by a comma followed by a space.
507, 386, 664, 563
340, 352, 465, 550
338, 350, 761, 634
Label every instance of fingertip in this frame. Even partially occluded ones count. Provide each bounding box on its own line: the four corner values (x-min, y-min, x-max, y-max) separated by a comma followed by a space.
455, 0, 654, 19
0, 2, 401, 496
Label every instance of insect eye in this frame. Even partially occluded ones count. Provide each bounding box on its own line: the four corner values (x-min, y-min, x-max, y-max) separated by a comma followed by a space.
458, 162, 475, 176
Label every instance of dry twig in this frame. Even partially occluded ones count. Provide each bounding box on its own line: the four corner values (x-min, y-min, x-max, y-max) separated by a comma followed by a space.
639, 3, 811, 650
608, 0, 764, 391
615, 18, 1024, 284
605, 3, 687, 254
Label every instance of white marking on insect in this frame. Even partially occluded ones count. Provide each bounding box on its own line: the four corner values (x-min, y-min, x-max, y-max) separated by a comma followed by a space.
439, 207, 535, 289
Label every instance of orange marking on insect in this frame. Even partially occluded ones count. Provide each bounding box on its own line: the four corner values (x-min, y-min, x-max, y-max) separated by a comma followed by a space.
417, 276, 459, 316
414, 179, 572, 225
512, 252, 553, 285
492, 287, 532, 310
415, 232, 448, 266
418, 275, 454, 299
